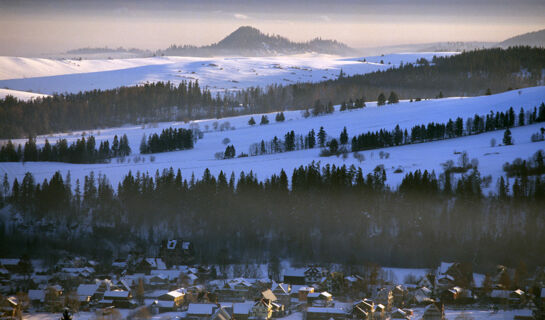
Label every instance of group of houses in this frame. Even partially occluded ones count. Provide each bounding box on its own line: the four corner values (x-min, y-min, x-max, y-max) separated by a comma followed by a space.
1, 243, 545, 320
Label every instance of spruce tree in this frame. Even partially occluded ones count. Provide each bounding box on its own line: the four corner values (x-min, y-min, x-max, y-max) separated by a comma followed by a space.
248, 117, 256, 126
318, 127, 326, 147
503, 128, 513, 145
260, 115, 269, 125
377, 93, 386, 106
387, 91, 399, 104
329, 139, 339, 154
340, 127, 348, 145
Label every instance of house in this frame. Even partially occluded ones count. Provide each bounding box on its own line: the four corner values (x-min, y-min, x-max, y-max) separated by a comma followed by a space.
307, 292, 333, 307
304, 266, 323, 285
440, 286, 462, 303
211, 306, 233, 320
375, 288, 393, 311
101, 290, 135, 309
159, 239, 195, 267
76, 284, 99, 303
422, 303, 445, 320
509, 289, 525, 304
283, 268, 306, 285
156, 288, 186, 311
249, 298, 273, 320
27, 289, 45, 309
352, 299, 374, 319
187, 303, 218, 320
490, 289, 511, 303
233, 301, 254, 320
392, 285, 406, 307
390, 308, 409, 319
0, 295, 20, 319
409, 287, 432, 305
306, 307, 346, 320
297, 286, 314, 302
271, 282, 290, 306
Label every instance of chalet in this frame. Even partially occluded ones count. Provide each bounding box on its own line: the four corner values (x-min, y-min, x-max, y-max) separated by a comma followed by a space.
490, 289, 510, 303
390, 308, 409, 319
28, 289, 45, 309
440, 286, 462, 303
76, 284, 100, 302
159, 239, 195, 267
307, 291, 333, 307
0, 259, 20, 274
375, 288, 393, 311
283, 268, 306, 285
156, 288, 186, 311
306, 307, 346, 320
509, 289, 525, 304
211, 306, 233, 320
409, 287, 432, 305
249, 298, 273, 320
0, 295, 19, 319
392, 285, 406, 307
296, 286, 314, 302
187, 303, 218, 320
421, 303, 445, 320
271, 282, 290, 306
305, 266, 324, 284
233, 301, 254, 320
352, 299, 374, 319
101, 290, 135, 309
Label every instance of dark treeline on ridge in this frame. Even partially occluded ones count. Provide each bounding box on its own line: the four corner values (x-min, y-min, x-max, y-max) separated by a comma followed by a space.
1, 47, 544, 139
0, 162, 543, 270
0, 134, 130, 164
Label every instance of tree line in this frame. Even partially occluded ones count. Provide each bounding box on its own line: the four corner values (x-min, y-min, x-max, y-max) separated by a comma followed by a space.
139, 127, 194, 154
351, 104, 545, 152
2, 47, 544, 139
0, 134, 130, 164
1, 160, 544, 269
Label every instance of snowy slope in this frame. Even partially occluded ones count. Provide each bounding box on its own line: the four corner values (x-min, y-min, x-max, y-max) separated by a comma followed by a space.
1, 86, 544, 192
0, 88, 50, 101
0, 53, 456, 95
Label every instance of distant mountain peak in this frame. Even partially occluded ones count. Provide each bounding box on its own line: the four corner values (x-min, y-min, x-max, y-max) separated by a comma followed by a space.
163, 26, 354, 57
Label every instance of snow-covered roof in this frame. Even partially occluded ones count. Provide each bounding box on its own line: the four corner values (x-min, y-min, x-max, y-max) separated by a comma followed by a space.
541, 288, 545, 298
182, 241, 191, 250
307, 292, 320, 298
513, 289, 524, 295
0, 259, 19, 266
283, 267, 305, 277
233, 302, 253, 314
187, 303, 216, 315
150, 269, 183, 281
307, 307, 345, 314
491, 290, 510, 299
271, 282, 289, 294
77, 284, 98, 297
104, 290, 130, 298
320, 291, 332, 298
438, 262, 454, 275
145, 258, 167, 270
28, 289, 45, 301
165, 289, 186, 298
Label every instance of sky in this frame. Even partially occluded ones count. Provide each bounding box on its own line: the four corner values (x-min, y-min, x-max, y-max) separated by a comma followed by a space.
1, 0, 545, 56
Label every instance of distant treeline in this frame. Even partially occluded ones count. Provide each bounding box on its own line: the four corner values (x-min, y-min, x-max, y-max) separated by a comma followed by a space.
1, 47, 545, 139
352, 105, 545, 152
1, 160, 544, 268
0, 134, 130, 164
140, 127, 194, 154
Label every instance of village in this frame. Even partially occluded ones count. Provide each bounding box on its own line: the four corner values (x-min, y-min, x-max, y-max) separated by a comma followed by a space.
0, 240, 544, 320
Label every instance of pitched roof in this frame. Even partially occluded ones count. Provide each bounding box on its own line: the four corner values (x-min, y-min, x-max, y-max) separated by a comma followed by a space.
77, 284, 98, 297
233, 302, 253, 315
307, 307, 345, 314
261, 289, 277, 301
187, 303, 217, 315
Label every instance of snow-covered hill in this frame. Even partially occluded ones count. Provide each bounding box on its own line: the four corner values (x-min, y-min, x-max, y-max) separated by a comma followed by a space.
0, 52, 456, 95
1, 86, 544, 193
0, 88, 49, 101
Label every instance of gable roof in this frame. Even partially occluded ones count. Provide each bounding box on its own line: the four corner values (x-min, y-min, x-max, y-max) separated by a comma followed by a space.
77, 284, 98, 297
187, 303, 217, 315
261, 289, 277, 302
233, 302, 253, 315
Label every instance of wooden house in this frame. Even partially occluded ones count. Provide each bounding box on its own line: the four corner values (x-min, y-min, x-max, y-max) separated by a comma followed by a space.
307, 291, 333, 307
233, 301, 254, 320
390, 308, 409, 319
159, 239, 195, 267
249, 298, 273, 320
421, 303, 445, 320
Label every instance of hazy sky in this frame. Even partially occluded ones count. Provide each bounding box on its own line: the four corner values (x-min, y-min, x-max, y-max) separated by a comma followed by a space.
1, 0, 545, 56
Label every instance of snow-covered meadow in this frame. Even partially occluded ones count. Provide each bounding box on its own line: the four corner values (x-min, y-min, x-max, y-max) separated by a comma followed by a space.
0, 52, 456, 96
1, 86, 544, 193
